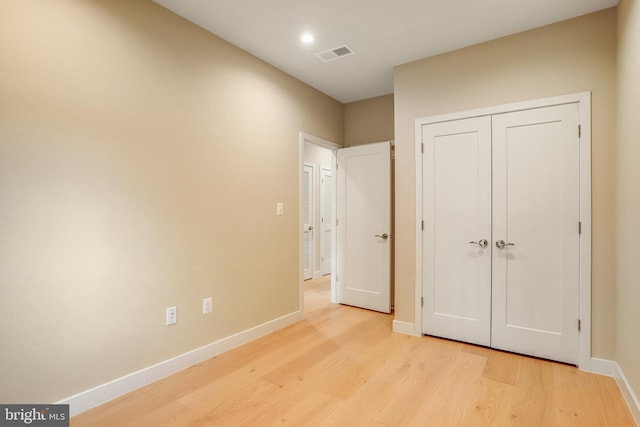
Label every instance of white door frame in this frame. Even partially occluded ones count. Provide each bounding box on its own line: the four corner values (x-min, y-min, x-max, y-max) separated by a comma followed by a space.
299, 133, 339, 311
414, 92, 592, 370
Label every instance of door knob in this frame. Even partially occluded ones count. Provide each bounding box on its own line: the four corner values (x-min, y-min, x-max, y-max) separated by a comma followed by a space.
375, 233, 389, 240
469, 239, 489, 248
495, 240, 515, 249
308, 226, 313, 231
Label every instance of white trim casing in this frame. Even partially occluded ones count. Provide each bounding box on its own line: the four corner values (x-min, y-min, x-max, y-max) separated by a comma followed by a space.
577, 93, 592, 371
57, 310, 304, 417
413, 118, 425, 338
300, 132, 340, 151
413, 92, 592, 369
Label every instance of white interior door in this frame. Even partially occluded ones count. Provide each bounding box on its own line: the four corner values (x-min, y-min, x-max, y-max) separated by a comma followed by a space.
337, 142, 391, 313
422, 117, 492, 346
491, 104, 580, 364
320, 168, 333, 276
302, 163, 314, 280
421, 103, 580, 364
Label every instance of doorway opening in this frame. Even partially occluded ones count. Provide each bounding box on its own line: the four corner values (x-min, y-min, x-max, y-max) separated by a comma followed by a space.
299, 133, 339, 309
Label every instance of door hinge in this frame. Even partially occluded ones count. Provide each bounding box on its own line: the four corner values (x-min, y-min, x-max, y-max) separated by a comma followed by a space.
578, 221, 582, 235
421, 143, 424, 154
578, 319, 581, 332
578, 125, 582, 138
421, 220, 424, 231
336, 219, 339, 226
421, 297, 424, 307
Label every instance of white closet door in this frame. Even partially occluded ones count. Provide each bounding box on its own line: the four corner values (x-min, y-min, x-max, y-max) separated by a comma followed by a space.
491, 104, 580, 364
422, 117, 492, 346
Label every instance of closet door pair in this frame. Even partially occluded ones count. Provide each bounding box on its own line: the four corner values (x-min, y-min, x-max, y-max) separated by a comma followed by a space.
421, 104, 580, 365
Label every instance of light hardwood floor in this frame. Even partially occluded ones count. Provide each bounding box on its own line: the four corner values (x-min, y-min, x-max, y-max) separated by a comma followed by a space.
72, 276, 636, 426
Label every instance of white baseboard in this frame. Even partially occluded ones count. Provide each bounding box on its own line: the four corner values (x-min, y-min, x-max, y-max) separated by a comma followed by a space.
613, 361, 640, 425
392, 320, 417, 336
587, 357, 617, 377
58, 310, 304, 417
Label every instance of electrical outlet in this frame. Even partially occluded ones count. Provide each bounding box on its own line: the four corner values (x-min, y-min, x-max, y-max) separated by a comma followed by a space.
166, 306, 177, 325
202, 297, 213, 314
276, 202, 284, 216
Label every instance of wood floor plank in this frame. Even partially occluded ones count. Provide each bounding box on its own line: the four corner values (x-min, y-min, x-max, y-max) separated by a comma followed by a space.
462, 343, 521, 386
275, 391, 345, 426
261, 339, 341, 388
509, 356, 557, 426
411, 350, 488, 426
553, 363, 612, 427
180, 379, 280, 426
325, 335, 435, 425
321, 331, 410, 401
253, 363, 355, 424
592, 373, 638, 427
459, 378, 514, 426
71, 276, 637, 427
372, 337, 465, 426
247, 347, 362, 425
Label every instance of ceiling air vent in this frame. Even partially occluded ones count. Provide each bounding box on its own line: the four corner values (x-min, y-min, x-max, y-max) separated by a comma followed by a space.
316, 45, 355, 62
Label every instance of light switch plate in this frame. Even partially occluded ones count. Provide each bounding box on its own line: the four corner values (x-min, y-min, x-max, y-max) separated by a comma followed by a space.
166, 306, 177, 325
202, 297, 212, 314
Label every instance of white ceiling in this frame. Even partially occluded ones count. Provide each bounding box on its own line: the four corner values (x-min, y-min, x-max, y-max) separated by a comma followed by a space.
153, 0, 617, 103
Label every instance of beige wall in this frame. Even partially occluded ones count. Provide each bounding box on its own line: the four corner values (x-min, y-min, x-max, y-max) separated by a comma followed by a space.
344, 94, 394, 146
0, 0, 343, 403
394, 9, 617, 359
616, 0, 640, 399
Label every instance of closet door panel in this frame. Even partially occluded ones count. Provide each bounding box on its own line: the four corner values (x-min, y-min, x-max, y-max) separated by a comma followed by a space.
421, 117, 492, 346
491, 103, 580, 364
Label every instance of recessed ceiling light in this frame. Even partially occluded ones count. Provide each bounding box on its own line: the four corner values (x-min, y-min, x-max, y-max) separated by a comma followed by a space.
301, 33, 315, 44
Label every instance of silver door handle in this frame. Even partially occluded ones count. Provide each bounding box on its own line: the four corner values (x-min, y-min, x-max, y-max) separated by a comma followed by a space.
495, 240, 515, 249
469, 239, 488, 248
375, 233, 389, 240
